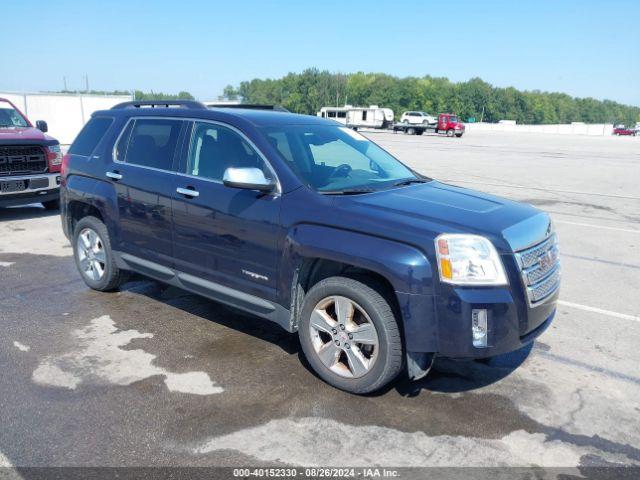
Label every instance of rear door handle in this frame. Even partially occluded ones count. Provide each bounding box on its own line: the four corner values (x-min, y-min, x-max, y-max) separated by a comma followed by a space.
176, 187, 199, 198
106, 171, 123, 180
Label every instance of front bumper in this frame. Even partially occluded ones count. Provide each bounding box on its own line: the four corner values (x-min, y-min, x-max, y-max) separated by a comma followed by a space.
396, 284, 557, 359
0, 173, 61, 207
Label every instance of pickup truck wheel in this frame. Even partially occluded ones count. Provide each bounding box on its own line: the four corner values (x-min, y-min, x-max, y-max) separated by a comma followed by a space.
42, 199, 60, 210
446, 129, 454, 137
407, 127, 416, 135
299, 276, 403, 394
73, 216, 128, 291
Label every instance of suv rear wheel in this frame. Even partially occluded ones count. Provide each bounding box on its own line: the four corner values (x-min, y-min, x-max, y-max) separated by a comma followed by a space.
72, 216, 128, 291
298, 276, 403, 394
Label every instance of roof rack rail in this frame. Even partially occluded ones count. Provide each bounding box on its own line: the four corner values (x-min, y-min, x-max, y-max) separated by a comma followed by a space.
111, 100, 206, 110
206, 103, 289, 112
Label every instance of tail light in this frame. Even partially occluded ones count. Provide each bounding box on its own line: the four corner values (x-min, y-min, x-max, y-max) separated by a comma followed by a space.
46, 144, 63, 173
60, 153, 70, 177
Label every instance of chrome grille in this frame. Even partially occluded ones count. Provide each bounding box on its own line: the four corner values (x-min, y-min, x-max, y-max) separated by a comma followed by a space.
515, 234, 560, 307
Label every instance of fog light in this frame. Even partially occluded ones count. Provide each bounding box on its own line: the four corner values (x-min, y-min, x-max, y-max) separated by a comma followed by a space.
472, 309, 488, 348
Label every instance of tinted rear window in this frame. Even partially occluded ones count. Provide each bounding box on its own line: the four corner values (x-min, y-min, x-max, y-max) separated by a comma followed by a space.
117, 118, 183, 171
69, 117, 114, 156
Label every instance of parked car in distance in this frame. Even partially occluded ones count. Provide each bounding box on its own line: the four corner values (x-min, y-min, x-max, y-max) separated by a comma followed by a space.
61, 100, 559, 394
400, 111, 437, 125
0, 98, 62, 209
613, 125, 636, 136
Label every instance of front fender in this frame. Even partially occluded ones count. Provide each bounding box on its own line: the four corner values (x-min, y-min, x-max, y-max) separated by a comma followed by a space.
281, 223, 434, 296
279, 224, 438, 352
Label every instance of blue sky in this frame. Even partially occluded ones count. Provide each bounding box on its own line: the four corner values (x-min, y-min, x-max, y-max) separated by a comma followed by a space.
2, 0, 638, 105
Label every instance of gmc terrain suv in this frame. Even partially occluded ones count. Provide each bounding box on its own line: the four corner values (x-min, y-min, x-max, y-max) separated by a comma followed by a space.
61, 100, 560, 394
0, 98, 62, 209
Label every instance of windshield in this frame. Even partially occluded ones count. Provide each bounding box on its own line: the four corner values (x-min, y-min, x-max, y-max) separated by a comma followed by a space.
261, 124, 418, 193
0, 101, 29, 128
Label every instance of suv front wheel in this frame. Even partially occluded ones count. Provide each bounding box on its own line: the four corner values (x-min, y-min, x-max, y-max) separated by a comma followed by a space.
72, 216, 129, 291
298, 276, 403, 394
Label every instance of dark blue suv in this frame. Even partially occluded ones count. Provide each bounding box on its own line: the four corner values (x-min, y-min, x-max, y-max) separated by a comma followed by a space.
61, 100, 560, 394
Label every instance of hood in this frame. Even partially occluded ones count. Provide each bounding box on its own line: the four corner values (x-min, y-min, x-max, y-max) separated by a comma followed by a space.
0, 126, 57, 144
342, 181, 548, 253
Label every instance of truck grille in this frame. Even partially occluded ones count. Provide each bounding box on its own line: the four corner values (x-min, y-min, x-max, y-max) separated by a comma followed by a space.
515, 234, 560, 307
0, 146, 48, 176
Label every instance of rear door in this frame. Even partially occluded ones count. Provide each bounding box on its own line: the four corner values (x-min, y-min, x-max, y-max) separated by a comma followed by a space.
108, 117, 186, 267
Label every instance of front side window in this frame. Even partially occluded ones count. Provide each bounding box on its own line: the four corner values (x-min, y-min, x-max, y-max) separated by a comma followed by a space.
117, 118, 183, 170
261, 125, 418, 193
187, 122, 273, 182
0, 101, 29, 128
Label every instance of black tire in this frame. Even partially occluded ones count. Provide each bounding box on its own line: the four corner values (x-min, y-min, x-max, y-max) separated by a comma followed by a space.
407, 127, 416, 135
298, 276, 403, 394
42, 199, 60, 210
455, 133, 463, 137
416, 130, 424, 136
446, 129, 454, 137
72, 216, 129, 291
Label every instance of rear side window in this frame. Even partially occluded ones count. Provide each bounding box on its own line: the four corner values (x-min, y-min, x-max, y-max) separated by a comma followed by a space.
116, 118, 183, 170
69, 117, 113, 156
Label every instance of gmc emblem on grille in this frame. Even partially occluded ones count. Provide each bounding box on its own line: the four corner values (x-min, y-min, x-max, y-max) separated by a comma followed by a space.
539, 251, 554, 269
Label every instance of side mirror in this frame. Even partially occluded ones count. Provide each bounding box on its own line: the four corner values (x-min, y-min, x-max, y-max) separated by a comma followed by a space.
35, 120, 48, 133
222, 167, 276, 192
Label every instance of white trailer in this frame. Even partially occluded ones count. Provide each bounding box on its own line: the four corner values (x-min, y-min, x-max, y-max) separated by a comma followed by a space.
317, 106, 350, 125
346, 106, 394, 130
317, 105, 394, 130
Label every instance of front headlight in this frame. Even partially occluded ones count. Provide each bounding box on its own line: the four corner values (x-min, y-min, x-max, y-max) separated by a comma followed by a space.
435, 234, 508, 285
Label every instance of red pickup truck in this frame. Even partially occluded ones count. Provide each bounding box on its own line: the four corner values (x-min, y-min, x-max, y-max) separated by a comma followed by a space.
612, 125, 637, 136
0, 98, 62, 209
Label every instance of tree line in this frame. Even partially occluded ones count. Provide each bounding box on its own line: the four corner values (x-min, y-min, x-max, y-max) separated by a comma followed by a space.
223, 69, 640, 125
56, 89, 195, 101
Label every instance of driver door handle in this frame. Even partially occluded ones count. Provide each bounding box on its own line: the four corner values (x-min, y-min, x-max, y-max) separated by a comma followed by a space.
106, 171, 123, 180
176, 186, 199, 198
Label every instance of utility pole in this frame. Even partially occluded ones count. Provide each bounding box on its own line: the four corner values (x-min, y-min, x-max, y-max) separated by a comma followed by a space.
84, 74, 89, 93
63, 76, 68, 91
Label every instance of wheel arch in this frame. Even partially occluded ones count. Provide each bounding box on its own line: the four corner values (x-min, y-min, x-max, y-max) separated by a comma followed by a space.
62, 176, 118, 241
280, 224, 436, 348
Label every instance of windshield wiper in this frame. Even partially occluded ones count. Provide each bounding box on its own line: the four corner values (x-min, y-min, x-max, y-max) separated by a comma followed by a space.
320, 188, 376, 195
392, 178, 428, 187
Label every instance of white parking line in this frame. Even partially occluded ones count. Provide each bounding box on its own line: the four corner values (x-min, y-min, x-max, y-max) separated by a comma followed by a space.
558, 300, 640, 323
554, 220, 640, 234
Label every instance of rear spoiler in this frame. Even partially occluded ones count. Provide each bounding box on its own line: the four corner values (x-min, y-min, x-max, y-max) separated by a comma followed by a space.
111, 100, 206, 110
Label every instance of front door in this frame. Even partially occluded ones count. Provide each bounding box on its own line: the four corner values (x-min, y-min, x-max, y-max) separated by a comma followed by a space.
172, 121, 282, 302
108, 117, 185, 266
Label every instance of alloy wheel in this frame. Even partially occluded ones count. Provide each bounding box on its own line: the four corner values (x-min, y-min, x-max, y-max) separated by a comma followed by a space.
76, 227, 106, 281
309, 295, 379, 378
